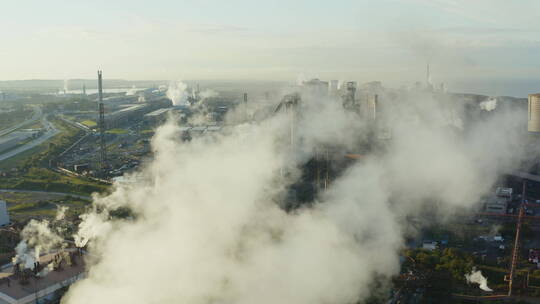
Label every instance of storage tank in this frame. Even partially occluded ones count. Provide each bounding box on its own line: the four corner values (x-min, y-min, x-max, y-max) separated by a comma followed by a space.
529, 93, 540, 132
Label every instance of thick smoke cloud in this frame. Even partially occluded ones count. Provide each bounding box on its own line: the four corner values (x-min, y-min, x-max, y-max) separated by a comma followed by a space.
14, 206, 69, 269
465, 268, 493, 292
62, 89, 525, 303
166, 80, 189, 106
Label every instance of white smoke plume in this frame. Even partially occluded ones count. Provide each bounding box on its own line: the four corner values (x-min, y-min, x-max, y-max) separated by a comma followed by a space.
166, 80, 189, 106
56, 205, 69, 221
125, 85, 139, 96
479, 97, 497, 111
199, 88, 218, 99
37, 262, 55, 277
61, 89, 525, 303
13, 219, 65, 269
13, 206, 72, 269
465, 268, 493, 292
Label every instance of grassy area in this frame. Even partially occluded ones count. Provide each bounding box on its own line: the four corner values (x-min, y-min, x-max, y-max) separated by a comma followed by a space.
106, 128, 128, 134
0, 143, 46, 170
0, 168, 108, 196
0, 109, 33, 131
25, 121, 43, 129
6, 195, 91, 221
80, 120, 97, 127
0, 117, 109, 195
0, 117, 82, 170
9, 201, 54, 212
140, 129, 155, 134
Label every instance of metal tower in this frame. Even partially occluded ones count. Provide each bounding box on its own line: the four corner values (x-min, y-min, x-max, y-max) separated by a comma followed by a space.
243, 93, 248, 121
507, 181, 527, 296
97, 70, 107, 174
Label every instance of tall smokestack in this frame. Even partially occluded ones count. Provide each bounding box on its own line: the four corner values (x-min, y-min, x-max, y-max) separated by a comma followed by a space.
243, 93, 248, 121
98, 71, 103, 102
426, 63, 430, 86
97, 70, 107, 176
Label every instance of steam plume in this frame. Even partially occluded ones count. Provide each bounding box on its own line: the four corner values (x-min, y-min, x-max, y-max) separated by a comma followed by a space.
13, 206, 70, 268
59, 89, 525, 303
480, 97, 497, 111
125, 85, 139, 96
166, 80, 189, 106
465, 268, 493, 292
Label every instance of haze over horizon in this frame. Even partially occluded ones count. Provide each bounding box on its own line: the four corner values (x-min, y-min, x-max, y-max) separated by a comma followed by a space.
1, 0, 540, 96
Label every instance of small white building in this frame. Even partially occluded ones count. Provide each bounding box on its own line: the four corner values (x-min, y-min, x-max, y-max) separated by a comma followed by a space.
422, 241, 438, 251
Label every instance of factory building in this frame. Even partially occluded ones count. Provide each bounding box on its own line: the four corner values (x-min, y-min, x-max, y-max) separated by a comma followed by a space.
105, 99, 172, 128
144, 108, 172, 126
0, 249, 85, 304
528, 93, 540, 133
302, 79, 329, 97
485, 187, 513, 214
364, 94, 379, 121
328, 80, 339, 96
485, 197, 508, 214
341, 82, 358, 110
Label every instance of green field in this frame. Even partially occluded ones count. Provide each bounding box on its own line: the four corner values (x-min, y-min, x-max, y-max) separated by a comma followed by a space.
80, 120, 97, 127
0, 168, 108, 196
0, 117, 110, 195
7, 197, 90, 221
140, 129, 154, 135
106, 128, 128, 134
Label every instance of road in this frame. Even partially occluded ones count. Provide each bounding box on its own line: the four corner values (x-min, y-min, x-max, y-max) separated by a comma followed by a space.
0, 115, 59, 162
0, 189, 91, 200
0, 106, 42, 137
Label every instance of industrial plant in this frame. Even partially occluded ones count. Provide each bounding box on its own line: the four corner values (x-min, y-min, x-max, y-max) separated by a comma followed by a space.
0, 65, 539, 302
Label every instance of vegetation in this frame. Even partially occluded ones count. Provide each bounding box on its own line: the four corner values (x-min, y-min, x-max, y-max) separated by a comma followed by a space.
43, 96, 97, 113
0, 168, 107, 195
140, 129, 154, 135
499, 221, 535, 240
0, 108, 33, 130
8, 117, 84, 170
0, 118, 108, 195
80, 120, 97, 127
403, 248, 476, 302
106, 128, 128, 135
7, 195, 90, 220
25, 120, 43, 129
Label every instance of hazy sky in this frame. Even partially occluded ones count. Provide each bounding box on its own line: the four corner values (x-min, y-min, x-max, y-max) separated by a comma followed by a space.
1, 0, 539, 95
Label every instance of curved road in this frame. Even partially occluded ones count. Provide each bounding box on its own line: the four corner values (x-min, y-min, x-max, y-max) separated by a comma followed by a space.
0, 115, 59, 162
0, 189, 91, 201
0, 106, 41, 137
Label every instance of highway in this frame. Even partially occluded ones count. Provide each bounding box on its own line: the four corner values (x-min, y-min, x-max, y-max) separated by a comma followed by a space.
0, 106, 41, 137
0, 115, 59, 162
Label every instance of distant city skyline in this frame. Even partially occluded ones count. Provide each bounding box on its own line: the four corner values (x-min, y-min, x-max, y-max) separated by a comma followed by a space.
1, 0, 539, 97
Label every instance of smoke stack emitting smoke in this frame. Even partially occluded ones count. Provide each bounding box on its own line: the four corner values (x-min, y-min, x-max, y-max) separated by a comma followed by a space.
465, 268, 493, 292
166, 80, 189, 106
20, 87, 520, 303
13, 212, 67, 270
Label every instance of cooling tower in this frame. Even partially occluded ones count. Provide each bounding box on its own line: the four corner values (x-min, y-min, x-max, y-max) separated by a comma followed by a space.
529, 93, 540, 133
